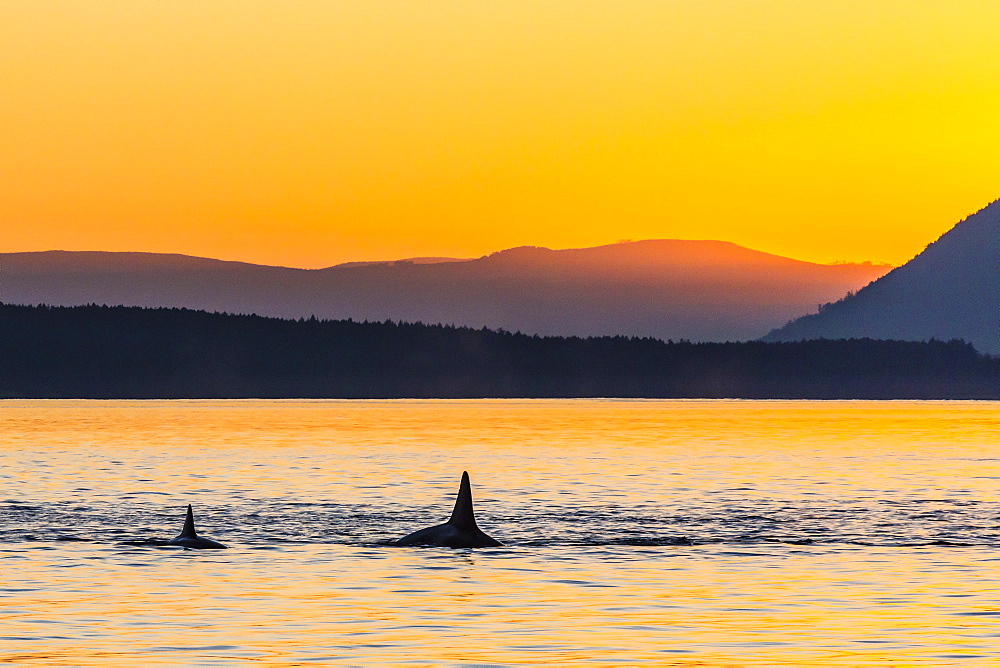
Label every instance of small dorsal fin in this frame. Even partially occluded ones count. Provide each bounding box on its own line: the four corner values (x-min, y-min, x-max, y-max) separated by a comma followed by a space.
448, 471, 479, 530
179, 504, 198, 538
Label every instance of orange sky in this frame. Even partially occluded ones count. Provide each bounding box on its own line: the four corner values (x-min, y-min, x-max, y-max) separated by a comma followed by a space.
3, 1, 999, 268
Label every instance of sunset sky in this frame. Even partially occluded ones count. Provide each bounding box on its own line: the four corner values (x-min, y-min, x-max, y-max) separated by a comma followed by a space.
3, 1, 999, 268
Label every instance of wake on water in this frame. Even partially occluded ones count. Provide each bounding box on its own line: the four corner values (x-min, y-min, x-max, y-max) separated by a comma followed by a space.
4, 497, 999, 549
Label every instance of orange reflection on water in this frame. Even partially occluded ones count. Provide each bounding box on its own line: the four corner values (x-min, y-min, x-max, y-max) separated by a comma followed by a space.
1, 399, 999, 663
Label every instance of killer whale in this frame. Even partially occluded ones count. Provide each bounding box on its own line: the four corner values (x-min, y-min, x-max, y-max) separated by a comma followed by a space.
163, 504, 228, 549
395, 471, 503, 548
121, 504, 227, 548
125, 504, 228, 549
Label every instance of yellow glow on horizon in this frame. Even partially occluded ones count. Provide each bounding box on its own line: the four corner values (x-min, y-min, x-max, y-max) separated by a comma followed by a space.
2, 1, 999, 268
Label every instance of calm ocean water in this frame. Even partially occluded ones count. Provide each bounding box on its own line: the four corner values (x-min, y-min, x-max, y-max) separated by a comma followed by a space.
2, 399, 999, 664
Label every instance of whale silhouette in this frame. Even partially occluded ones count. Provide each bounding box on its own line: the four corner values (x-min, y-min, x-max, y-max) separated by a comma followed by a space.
395, 471, 503, 548
159, 504, 228, 549
121, 504, 227, 548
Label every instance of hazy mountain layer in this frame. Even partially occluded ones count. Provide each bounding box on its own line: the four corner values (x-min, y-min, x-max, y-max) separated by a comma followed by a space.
764, 201, 1000, 354
2, 240, 890, 342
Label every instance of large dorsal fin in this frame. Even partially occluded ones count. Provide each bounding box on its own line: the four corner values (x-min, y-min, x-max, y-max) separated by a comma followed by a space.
179, 504, 198, 538
447, 471, 479, 530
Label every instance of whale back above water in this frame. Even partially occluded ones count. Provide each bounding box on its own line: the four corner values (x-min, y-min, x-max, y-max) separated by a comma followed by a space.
165, 504, 228, 549
395, 471, 503, 548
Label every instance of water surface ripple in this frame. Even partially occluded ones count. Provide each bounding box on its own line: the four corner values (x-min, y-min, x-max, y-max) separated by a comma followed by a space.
2, 399, 999, 664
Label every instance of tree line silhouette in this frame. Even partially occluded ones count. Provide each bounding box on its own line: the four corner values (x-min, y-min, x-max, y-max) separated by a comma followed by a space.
2, 302, 997, 399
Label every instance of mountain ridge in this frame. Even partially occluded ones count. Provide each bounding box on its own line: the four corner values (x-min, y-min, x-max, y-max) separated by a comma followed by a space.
4, 240, 883, 272
763, 200, 1000, 354
2, 240, 892, 343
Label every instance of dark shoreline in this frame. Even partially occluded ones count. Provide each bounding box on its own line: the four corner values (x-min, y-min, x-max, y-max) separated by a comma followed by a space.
3, 302, 998, 400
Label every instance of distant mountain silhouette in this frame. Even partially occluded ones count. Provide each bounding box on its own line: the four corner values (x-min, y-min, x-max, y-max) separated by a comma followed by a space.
330, 256, 467, 269
1, 241, 890, 342
764, 200, 1000, 354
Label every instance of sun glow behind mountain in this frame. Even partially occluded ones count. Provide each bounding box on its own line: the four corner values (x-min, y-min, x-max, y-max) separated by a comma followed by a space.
3, 1, 999, 268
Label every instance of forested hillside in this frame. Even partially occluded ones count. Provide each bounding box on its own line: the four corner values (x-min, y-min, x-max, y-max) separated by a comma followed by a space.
2, 303, 996, 399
